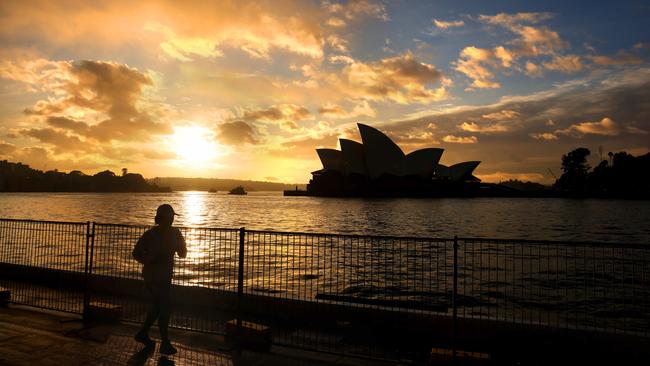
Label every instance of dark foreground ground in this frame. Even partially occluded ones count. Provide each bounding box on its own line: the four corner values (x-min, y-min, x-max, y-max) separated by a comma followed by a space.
0, 305, 397, 366
2, 303, 650, 365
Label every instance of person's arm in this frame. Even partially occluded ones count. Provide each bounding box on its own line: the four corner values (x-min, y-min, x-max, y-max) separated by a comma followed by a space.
132, 231, 151, 264
176, 229, 187, 258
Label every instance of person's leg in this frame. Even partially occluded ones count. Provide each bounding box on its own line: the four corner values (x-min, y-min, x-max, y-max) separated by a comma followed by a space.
158, 289, 170, 342
157, 282, 177, 355
135, 282, 160, 345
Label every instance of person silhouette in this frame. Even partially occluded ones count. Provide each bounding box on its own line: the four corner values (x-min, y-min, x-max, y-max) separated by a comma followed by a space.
132, 204, 187, 355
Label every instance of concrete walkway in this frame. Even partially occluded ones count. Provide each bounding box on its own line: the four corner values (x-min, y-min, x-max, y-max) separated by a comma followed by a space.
0, 305, 400, 366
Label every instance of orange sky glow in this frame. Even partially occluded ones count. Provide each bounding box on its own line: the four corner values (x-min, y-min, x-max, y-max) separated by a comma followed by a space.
1, 1, 649, 184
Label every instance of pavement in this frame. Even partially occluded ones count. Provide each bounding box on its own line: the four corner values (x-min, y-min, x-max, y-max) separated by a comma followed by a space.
0, 305, 401, 366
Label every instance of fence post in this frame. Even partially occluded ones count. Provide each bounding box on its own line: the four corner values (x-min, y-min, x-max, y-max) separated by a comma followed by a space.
83, 221, 90, 321
452, 235, 458, 363
237, 227, 245, 326
83, 222, 95, 322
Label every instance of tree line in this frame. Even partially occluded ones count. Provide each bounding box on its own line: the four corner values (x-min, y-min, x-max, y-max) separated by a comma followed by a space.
554, 148, 650, 197
0, 160, 170, 192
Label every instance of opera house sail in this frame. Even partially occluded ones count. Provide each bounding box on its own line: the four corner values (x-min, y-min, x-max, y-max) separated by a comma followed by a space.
306, 123, 481, 197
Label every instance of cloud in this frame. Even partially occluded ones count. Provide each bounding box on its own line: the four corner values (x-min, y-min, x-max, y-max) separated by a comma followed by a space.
22, 60, 172, 142
216, 121, 258, 145
318, 100, 376, 118
456, 12, 582, 88
337, 52, 447, 103
329, 55, 355, 64
323, 0, 389, 27
1, 2, 325, 61
21, 128, 89, 153
543, 54, 583, 73
459, 122, 510, 133
525, 61, 543, 77
45, 116, 90, 134
442, 135, 478, 144
529, 132, 558, 140
240, 103, 313, 132
327, 35, 350, 53
479, 13, 563, 57
326, 17, 346, 27
588, 51, 643, 66
0, 141, 17, 155
555, 117, 647, 137
478, 12, 554, 27
454, 46, 502, 89
272, 132, 340, 158
482, 110, 520, 120
0, 57, 70, 93
1, 58, 179, 168
433, 19, 464, 29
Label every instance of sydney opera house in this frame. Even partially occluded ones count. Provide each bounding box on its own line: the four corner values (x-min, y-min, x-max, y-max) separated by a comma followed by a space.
305, 123, 481, 197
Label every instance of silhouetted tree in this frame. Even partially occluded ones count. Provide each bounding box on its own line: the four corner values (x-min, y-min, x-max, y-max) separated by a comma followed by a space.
555, 147, 590, 192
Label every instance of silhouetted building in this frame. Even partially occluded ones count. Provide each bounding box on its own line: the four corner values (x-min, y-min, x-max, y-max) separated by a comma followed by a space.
306, 123, 481, 197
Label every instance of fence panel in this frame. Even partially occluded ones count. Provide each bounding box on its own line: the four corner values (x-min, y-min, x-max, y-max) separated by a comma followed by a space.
0, 218, 88, 314
456, 238, 650, 338
89, 223, 240, 333
242, 230, 454, 358
2, 217, 650, 362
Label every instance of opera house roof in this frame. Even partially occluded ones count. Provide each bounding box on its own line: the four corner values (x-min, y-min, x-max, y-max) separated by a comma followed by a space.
316, 123, 480, 182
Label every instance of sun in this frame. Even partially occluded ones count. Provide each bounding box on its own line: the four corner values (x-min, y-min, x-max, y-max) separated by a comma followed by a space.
171, 125, 219, 167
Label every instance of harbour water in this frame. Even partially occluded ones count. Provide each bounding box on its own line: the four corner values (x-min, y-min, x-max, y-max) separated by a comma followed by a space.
0, 191, 649, 243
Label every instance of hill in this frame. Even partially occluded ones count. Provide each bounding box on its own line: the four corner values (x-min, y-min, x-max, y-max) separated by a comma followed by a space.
149, 177, 306, 192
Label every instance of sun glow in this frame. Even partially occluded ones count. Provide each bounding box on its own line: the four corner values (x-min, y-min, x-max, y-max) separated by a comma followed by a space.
171, 125, 220, 167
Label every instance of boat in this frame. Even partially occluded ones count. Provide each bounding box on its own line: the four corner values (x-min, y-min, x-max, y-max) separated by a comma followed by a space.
228, 186, 247, 195
208, 188, 218, 193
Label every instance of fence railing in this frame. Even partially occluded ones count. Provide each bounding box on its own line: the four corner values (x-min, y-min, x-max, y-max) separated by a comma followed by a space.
1, 218, 649, 361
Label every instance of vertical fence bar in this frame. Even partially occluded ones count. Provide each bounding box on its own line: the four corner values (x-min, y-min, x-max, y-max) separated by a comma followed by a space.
86, 221, 95, 322
82, 221, 91, 321
237, 227, 245, 326
452, 235, 458, 362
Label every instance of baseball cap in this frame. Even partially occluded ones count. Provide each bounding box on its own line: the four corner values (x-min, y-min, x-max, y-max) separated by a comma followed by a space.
156, 204, 181, 218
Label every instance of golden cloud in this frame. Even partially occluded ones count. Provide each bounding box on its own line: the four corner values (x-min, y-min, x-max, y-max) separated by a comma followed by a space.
543, 54, 583, 73
337, 52, 447, 103
433, 19, 465, 29
536, 117, 649, 139
323, 0, 388, 26
442, 135, 478, 144
243, 104, 312, 122
455, 46, 501, 89
482, 109, 520, 120
457, 12, 579, 88
529, 132, 558, 140
459, 122, 510, 133
0, 1, 325, 61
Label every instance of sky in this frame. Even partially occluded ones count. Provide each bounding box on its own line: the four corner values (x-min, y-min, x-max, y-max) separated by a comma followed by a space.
0, 0, 649, 184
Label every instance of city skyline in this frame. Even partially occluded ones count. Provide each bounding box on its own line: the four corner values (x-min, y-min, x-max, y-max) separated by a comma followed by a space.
1, 0, 649, 183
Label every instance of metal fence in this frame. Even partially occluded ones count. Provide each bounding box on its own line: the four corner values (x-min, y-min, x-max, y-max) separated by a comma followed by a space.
1, 218, 649, 361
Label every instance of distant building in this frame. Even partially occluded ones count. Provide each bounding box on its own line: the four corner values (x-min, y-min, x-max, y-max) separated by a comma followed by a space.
306, 123, 481, 197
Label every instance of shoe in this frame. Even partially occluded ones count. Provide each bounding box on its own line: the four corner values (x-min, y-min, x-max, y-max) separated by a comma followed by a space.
134, 331, 155, 348
159, 341, 177, 355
